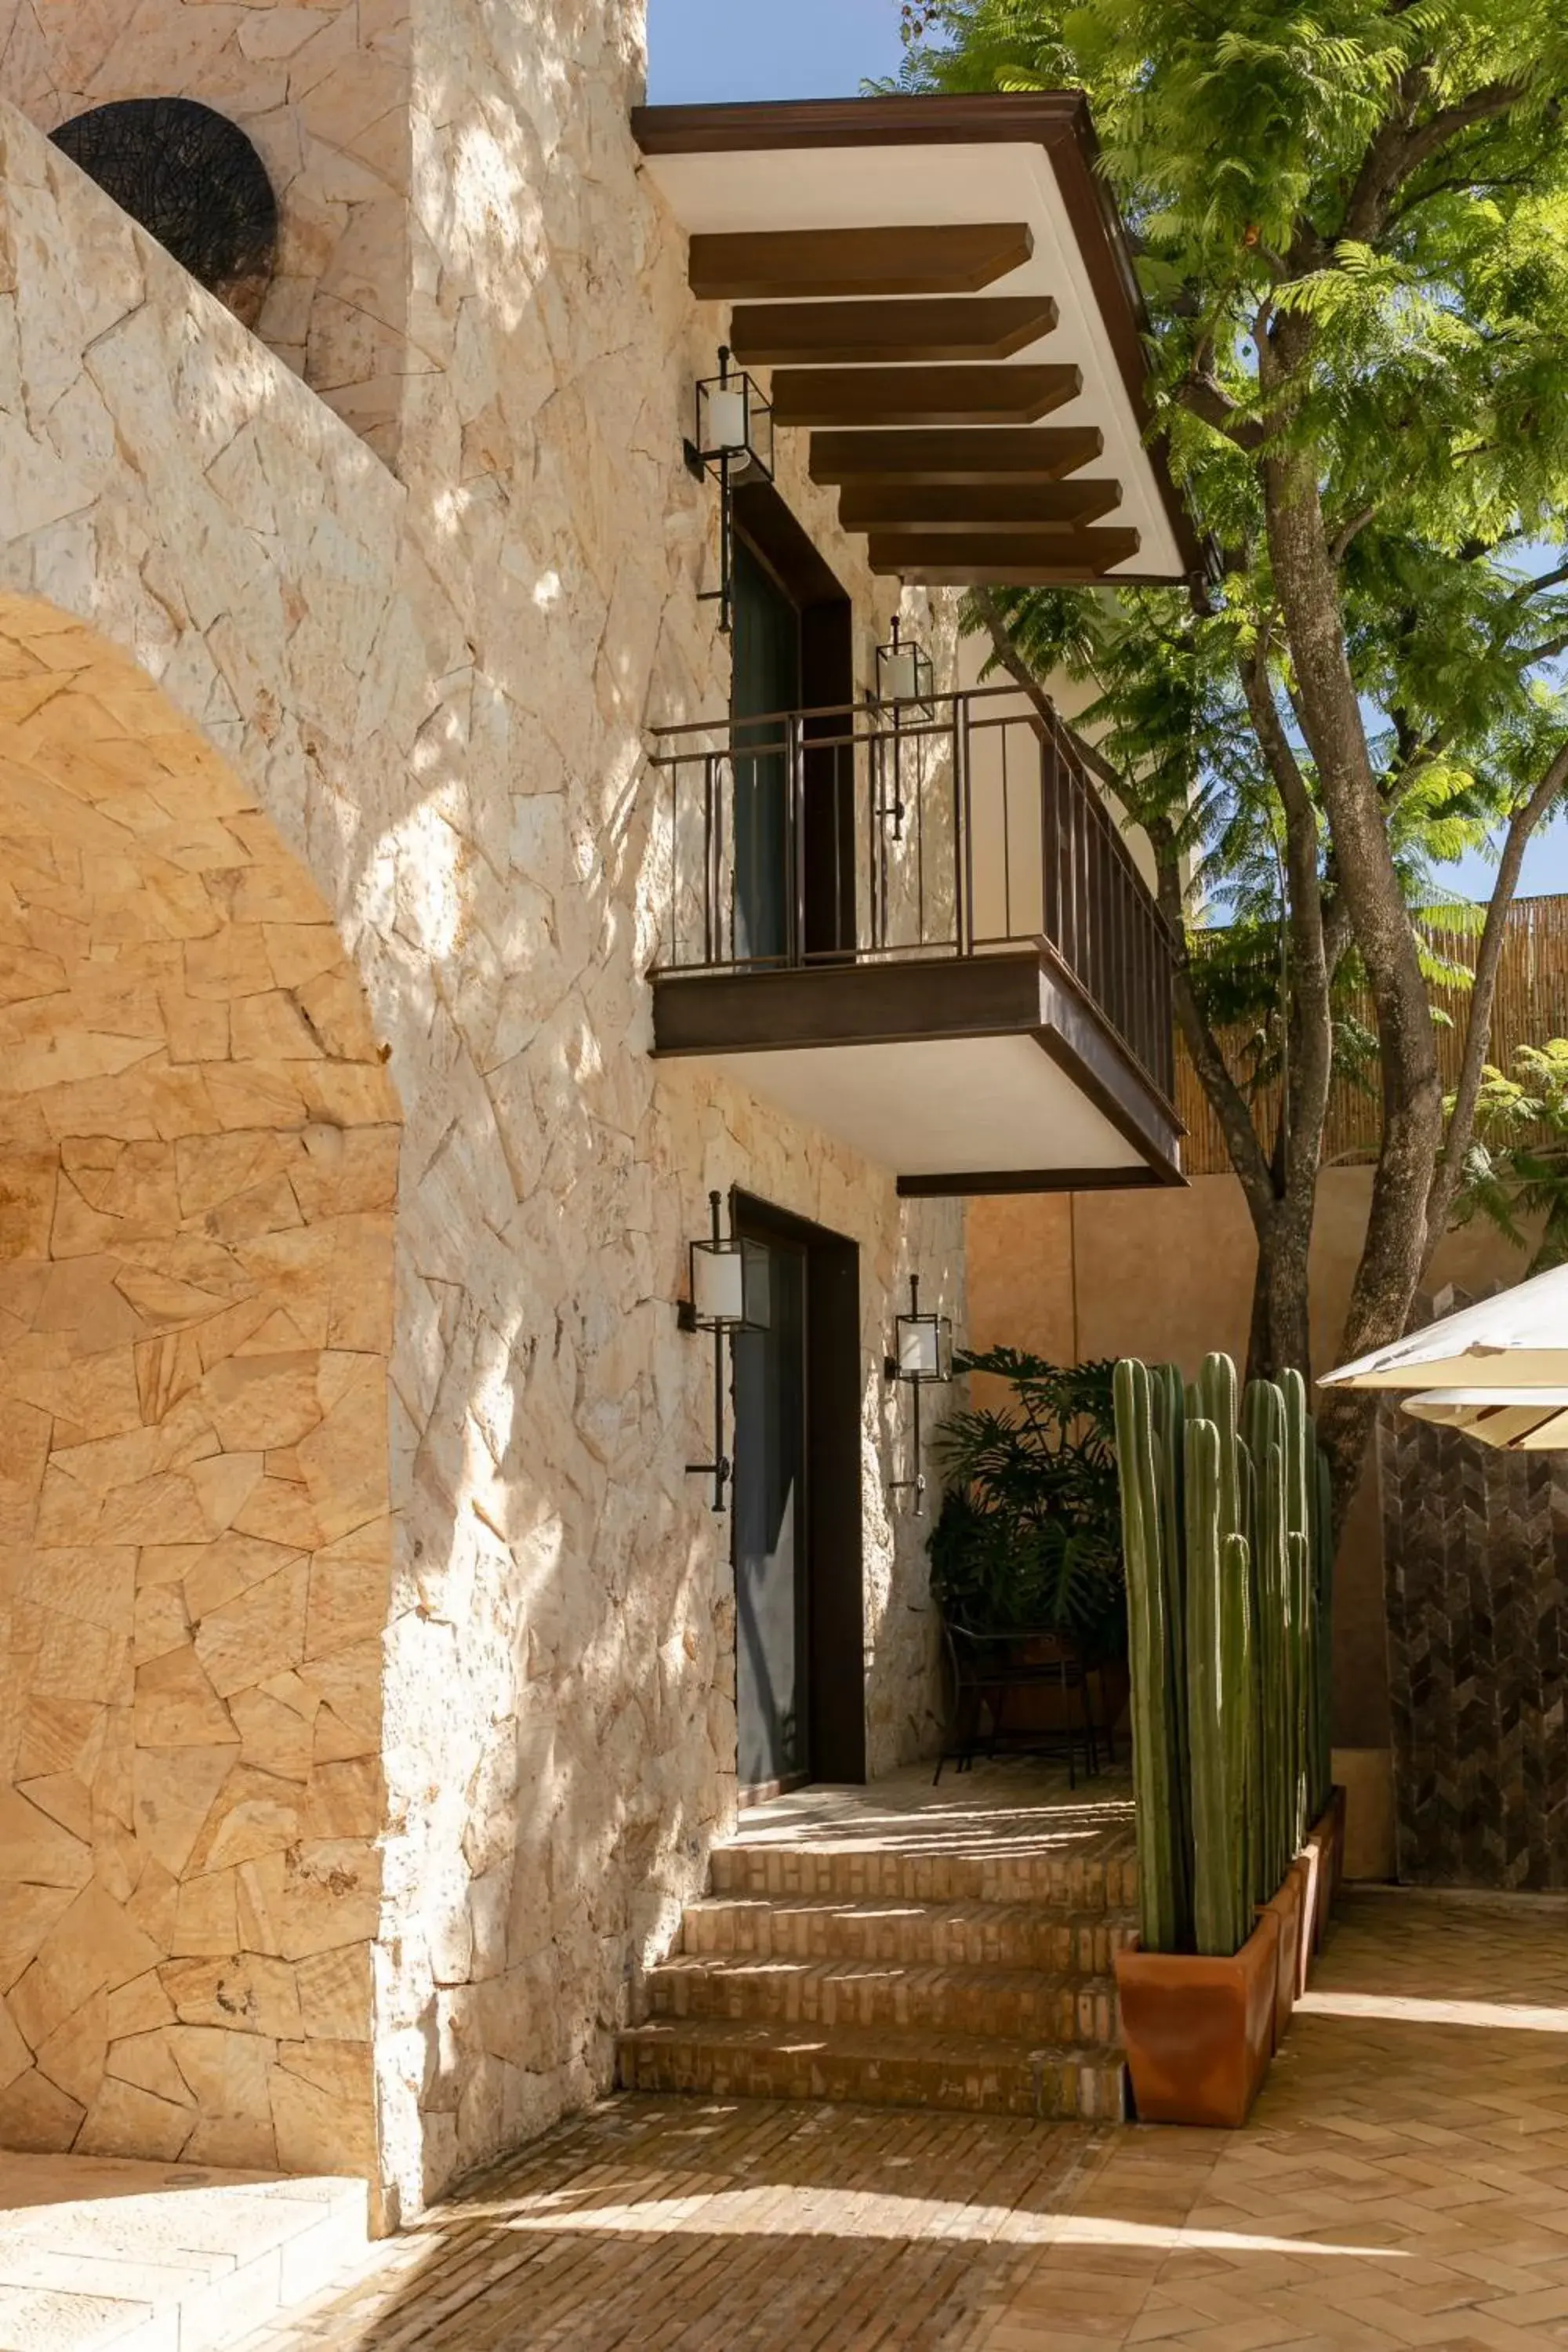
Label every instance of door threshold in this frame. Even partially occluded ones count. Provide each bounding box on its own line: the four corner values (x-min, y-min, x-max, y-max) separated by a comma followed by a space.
739, 1773, 813, 1808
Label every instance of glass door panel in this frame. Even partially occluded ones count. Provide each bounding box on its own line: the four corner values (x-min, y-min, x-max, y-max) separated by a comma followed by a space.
733, 1232, 808, 1789
731, 536, 800, 964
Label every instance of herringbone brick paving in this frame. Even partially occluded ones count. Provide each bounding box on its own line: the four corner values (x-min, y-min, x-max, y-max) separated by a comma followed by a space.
239, 1882, 1568, 2350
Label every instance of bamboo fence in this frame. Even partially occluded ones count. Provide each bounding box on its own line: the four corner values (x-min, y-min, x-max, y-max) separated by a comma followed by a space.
1176, 893, 1568, 1176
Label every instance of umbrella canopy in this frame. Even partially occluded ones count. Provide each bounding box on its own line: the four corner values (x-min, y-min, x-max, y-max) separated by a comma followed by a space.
1399, 1387, 1568, 1451
1318, 1263, 1568, 1392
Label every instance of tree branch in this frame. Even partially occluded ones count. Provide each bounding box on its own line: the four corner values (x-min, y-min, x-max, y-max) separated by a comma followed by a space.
1146, 815, 1278, 1225
1173, 372, 1265, 449
1425, 737, 1568, 1254
967, 589, 1127, 797
1339, 77, 1528, 245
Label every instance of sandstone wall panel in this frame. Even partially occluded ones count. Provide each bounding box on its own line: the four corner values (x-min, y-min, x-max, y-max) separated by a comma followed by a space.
0, 608, 397, 2181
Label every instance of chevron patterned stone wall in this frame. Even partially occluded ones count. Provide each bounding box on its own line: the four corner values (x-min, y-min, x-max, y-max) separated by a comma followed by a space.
1378, 1287, 1568, 1889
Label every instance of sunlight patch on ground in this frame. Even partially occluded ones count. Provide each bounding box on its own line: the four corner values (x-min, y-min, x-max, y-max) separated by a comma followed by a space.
1298, 1988, 1568, 2032
491, 2185, 1409, 2257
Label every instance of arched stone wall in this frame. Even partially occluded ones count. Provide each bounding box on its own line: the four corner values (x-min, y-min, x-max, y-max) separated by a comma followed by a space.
0, 597, 399, 2175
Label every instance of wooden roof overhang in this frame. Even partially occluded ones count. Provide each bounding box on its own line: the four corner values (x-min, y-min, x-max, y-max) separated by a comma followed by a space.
632, 94, 1202, 589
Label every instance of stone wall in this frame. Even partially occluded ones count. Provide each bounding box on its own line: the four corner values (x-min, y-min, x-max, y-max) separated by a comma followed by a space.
0, 603, 398, 2178
0, 2, 962, 2227
0, 0, 412, 456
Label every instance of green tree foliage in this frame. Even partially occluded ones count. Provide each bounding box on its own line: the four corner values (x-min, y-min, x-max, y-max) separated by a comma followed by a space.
895, 1, 1568, 1514
1453, 1036, 1568, 1269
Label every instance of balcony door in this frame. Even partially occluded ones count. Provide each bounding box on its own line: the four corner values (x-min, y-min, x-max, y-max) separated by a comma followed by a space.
731, 1194, 866, 1798
733, 1222, 809, 1791
731, 534, 800, 966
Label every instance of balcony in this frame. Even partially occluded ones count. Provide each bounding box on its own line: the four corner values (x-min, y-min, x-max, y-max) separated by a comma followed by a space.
649, 687, 1184, 1195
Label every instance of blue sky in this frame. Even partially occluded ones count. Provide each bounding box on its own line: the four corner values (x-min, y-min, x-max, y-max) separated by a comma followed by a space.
645, 0, 1568, 902
646, 0, 906, 104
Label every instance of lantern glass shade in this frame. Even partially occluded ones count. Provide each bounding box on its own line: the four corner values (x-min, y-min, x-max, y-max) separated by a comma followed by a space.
896, 1311, 953, 1384
876, 626, 936, 715
695, 369, 774, 479
691, 1234, 770, 1333
702, 380, 748, 456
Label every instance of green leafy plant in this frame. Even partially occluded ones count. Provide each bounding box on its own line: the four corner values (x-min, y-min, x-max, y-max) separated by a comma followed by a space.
1453, 1038, 1568, 1272
928, 1348, 1126, 1657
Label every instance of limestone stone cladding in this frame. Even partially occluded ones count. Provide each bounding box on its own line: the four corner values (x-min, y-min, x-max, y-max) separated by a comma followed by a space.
0, 0, 412, 457
0, 0, 964, 2230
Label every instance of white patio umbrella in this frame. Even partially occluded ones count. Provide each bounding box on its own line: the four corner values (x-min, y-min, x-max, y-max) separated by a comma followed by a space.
1397, 1387, 1568, 1451
1317, 1261, 1568, 1394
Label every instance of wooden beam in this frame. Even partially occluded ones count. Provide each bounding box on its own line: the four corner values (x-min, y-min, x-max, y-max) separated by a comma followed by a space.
838, 477, 1123, 532
810, 426, 1105, 486
866, 525, 1143, 580
728, 295, 1058, 368
771, 364, 1080, 430
687, 222, 1033, 301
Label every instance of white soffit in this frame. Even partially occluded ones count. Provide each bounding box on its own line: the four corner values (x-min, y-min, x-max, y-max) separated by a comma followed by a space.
693, 1032, 1146, 1180
641, 141, 1182, 580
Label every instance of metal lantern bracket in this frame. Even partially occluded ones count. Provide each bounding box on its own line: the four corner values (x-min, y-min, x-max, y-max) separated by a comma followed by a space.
872, 617, 937, 842
885, 1273, 954, 1517
679, 1189, 769, 1512
684, 347, 774, 636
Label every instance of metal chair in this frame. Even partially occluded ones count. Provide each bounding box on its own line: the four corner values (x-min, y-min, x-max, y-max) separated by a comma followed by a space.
934, 1617, 1100, 1787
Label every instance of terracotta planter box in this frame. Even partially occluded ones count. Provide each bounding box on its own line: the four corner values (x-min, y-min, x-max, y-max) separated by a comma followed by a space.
1301, 1791, 1344, 1989
1329, 1782, 1348, 1899
1114, 1907, 1279, 2129
1298, 1831, 1326, 1996
1257, 1856, 1310, 2047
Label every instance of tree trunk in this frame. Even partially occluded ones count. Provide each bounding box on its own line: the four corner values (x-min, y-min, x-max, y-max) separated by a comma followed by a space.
1259, 339, 1443, 1527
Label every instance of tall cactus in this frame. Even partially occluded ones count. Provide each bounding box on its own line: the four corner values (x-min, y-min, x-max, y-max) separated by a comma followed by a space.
1310, 1442, 1335, 1819
1185, 1414, 1252, 1957
1114, 1359, 1190, 1955
1115, 1351, 1334, 1955
1150, 1360, 1192, 1912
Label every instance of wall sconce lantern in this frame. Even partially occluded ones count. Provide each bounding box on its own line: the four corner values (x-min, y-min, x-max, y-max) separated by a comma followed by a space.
684, 346, 774, 636
875, 615, 936, 718
884, 1273, 953, 1515
679, 1189, 770, 1511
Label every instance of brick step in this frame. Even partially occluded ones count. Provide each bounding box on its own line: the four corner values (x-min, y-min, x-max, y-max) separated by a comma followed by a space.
711, 1842, 1136, 1909
646, 1954, 1122, 2045
618, 2016, 1128, 2122
681, 1894, 1138, 1973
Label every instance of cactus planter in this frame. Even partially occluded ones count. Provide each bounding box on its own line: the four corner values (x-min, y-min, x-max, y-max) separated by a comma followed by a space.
1114, 1910, 1279, 2129
1112, 1351, 1338, 2127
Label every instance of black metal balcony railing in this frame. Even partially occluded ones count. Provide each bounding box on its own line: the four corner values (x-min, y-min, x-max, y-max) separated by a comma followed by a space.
650, 684, 1176, 1105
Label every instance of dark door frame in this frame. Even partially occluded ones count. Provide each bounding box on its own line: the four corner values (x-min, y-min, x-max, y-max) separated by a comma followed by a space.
731, 1186, 866, 1789
733, 478, 856, 960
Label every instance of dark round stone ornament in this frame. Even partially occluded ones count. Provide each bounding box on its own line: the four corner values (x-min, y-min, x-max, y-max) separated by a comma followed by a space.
50, 96, 278, 328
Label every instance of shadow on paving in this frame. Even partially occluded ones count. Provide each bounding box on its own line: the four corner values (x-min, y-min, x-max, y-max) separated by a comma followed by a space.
252, 1892, 1568, 2352
260, 2098, 1113, 2351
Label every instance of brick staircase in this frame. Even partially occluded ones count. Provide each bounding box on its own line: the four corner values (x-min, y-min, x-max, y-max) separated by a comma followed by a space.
619, 1769, 1138, 2122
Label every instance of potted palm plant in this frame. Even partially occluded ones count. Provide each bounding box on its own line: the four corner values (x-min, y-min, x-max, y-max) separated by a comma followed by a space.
929, 1350, 1127, 1737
